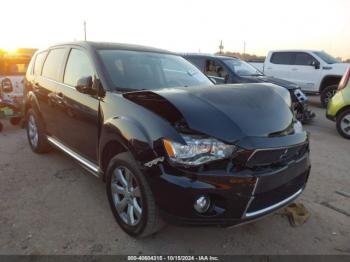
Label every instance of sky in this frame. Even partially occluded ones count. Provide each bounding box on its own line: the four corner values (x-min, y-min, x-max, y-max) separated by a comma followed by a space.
1, 0, 349, 59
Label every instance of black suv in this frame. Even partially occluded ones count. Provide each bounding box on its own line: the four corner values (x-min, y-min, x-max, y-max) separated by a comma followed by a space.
183, 54, 315, 123
24, 42, 311, 237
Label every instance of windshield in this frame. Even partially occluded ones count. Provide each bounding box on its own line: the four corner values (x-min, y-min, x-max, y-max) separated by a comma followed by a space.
223, 58, 263, 77
313, 51, 340, 64
98, 50, 213, 91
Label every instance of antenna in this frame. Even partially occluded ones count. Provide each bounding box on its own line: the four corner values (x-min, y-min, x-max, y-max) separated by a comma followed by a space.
219, 40, 224, 54
84, 21, 87, 41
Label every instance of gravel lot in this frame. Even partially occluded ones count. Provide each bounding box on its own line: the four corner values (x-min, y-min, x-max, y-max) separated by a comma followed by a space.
0, 96, 349, 255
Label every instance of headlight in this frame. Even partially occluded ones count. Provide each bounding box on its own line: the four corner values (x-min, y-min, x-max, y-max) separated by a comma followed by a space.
163, 135, 236, 166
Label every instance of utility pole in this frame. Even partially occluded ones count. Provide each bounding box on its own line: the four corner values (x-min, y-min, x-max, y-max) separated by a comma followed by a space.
219, 40, 224, 54
243, 41, 246, 55
84, 21, 87, 41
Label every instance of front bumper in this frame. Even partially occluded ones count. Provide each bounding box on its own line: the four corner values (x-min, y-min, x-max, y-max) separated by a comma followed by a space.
145, 144, 311, 227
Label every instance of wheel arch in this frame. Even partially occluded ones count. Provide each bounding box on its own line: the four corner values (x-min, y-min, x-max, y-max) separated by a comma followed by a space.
336, 105, 350, 119
99, 117, 157, 178
319, 75, 342, 93
25, 92, 41, 115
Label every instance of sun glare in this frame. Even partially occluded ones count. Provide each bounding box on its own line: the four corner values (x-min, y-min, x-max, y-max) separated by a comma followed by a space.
2, 45, 18, 53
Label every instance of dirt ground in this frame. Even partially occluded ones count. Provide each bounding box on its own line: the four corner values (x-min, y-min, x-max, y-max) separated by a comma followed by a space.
0, 96, 349, 255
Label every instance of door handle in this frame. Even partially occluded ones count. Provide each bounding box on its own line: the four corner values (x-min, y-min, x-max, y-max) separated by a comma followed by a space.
291, 68, 298, 71
56, 92, 64, 104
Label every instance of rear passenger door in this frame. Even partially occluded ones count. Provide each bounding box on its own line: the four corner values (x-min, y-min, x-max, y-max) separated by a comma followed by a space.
54, 47, 100, 162
36, 48, 67, 136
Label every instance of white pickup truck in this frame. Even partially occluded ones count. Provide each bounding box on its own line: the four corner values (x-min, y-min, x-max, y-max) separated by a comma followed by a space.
249, 50, 350, 107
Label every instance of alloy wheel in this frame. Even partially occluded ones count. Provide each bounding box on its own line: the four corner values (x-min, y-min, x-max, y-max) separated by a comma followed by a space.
111, 167, 143, 226
28, 115, 39, 148
340, 113, 350, 136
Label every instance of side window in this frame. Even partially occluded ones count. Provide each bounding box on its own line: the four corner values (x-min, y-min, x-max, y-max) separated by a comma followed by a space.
205, 60, 228, 78
186, 57, 204, 71
270, 52, 293, 65
33, 51, 48, 76
64, 49, 95, 87
42, 48, 66, 81
294, 52, 318, 66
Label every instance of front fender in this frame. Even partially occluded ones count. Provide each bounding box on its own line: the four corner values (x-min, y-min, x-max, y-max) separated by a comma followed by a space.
99, 116, 158, 166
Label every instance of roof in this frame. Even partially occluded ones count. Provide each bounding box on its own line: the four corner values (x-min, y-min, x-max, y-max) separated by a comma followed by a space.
269, 49, 320, 53
47, 41, 174, 55
181, 53, 239, 59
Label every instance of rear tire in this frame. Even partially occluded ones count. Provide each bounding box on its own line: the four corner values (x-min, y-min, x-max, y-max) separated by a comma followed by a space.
26, 108, 52, 153
336, 109, 350, 139
106, 152, 164, 238
0, 122, 3, 132
320, 85, 337, 108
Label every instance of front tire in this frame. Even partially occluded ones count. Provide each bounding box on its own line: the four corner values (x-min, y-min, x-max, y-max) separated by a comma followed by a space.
26, 108, 52, 153
336, 109, 350, 139
106, 152, 164, 238
320, 85, 337, 108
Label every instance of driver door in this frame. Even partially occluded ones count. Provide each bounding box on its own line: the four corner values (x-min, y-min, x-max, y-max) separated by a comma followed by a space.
54, 47, 100, 162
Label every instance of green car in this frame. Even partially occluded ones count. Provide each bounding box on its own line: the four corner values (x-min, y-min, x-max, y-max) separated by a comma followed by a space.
327, 67, 350, 139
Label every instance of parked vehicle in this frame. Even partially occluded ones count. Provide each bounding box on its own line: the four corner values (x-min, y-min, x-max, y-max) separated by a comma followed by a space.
24, 42, 311, 237
327, 67, 350, 139
0, 48, 36, 132
249, 50, 349, 107
183, 54, 315, 123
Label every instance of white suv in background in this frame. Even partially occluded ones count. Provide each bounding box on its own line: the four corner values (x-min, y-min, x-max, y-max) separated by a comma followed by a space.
249, 50, 350, 107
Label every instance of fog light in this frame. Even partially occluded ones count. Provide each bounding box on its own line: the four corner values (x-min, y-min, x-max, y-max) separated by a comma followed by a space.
194, 195, 211, 213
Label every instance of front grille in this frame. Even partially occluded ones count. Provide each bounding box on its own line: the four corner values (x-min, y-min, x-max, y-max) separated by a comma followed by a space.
246, 143, 308, 169
247, 171, 308, 214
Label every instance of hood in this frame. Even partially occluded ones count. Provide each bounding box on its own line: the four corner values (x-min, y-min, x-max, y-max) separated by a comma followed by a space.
123, 84, 294, 143
239, 75, 299, 90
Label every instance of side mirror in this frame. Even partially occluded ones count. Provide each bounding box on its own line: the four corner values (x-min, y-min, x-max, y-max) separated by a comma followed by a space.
311, 61, 320, 69
75, 76, 94, 94
1, 78, 13, 93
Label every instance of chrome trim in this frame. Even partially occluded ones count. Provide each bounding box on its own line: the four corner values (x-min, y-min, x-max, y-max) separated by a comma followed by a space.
47, 136, 102, 177
244, 188, 303, 218
246, 142, 307, 163
241, 177, 259, 218
41, 76, 76, 90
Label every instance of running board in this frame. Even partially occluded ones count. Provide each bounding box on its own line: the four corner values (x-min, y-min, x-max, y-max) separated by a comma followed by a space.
47, 136, 102, 178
